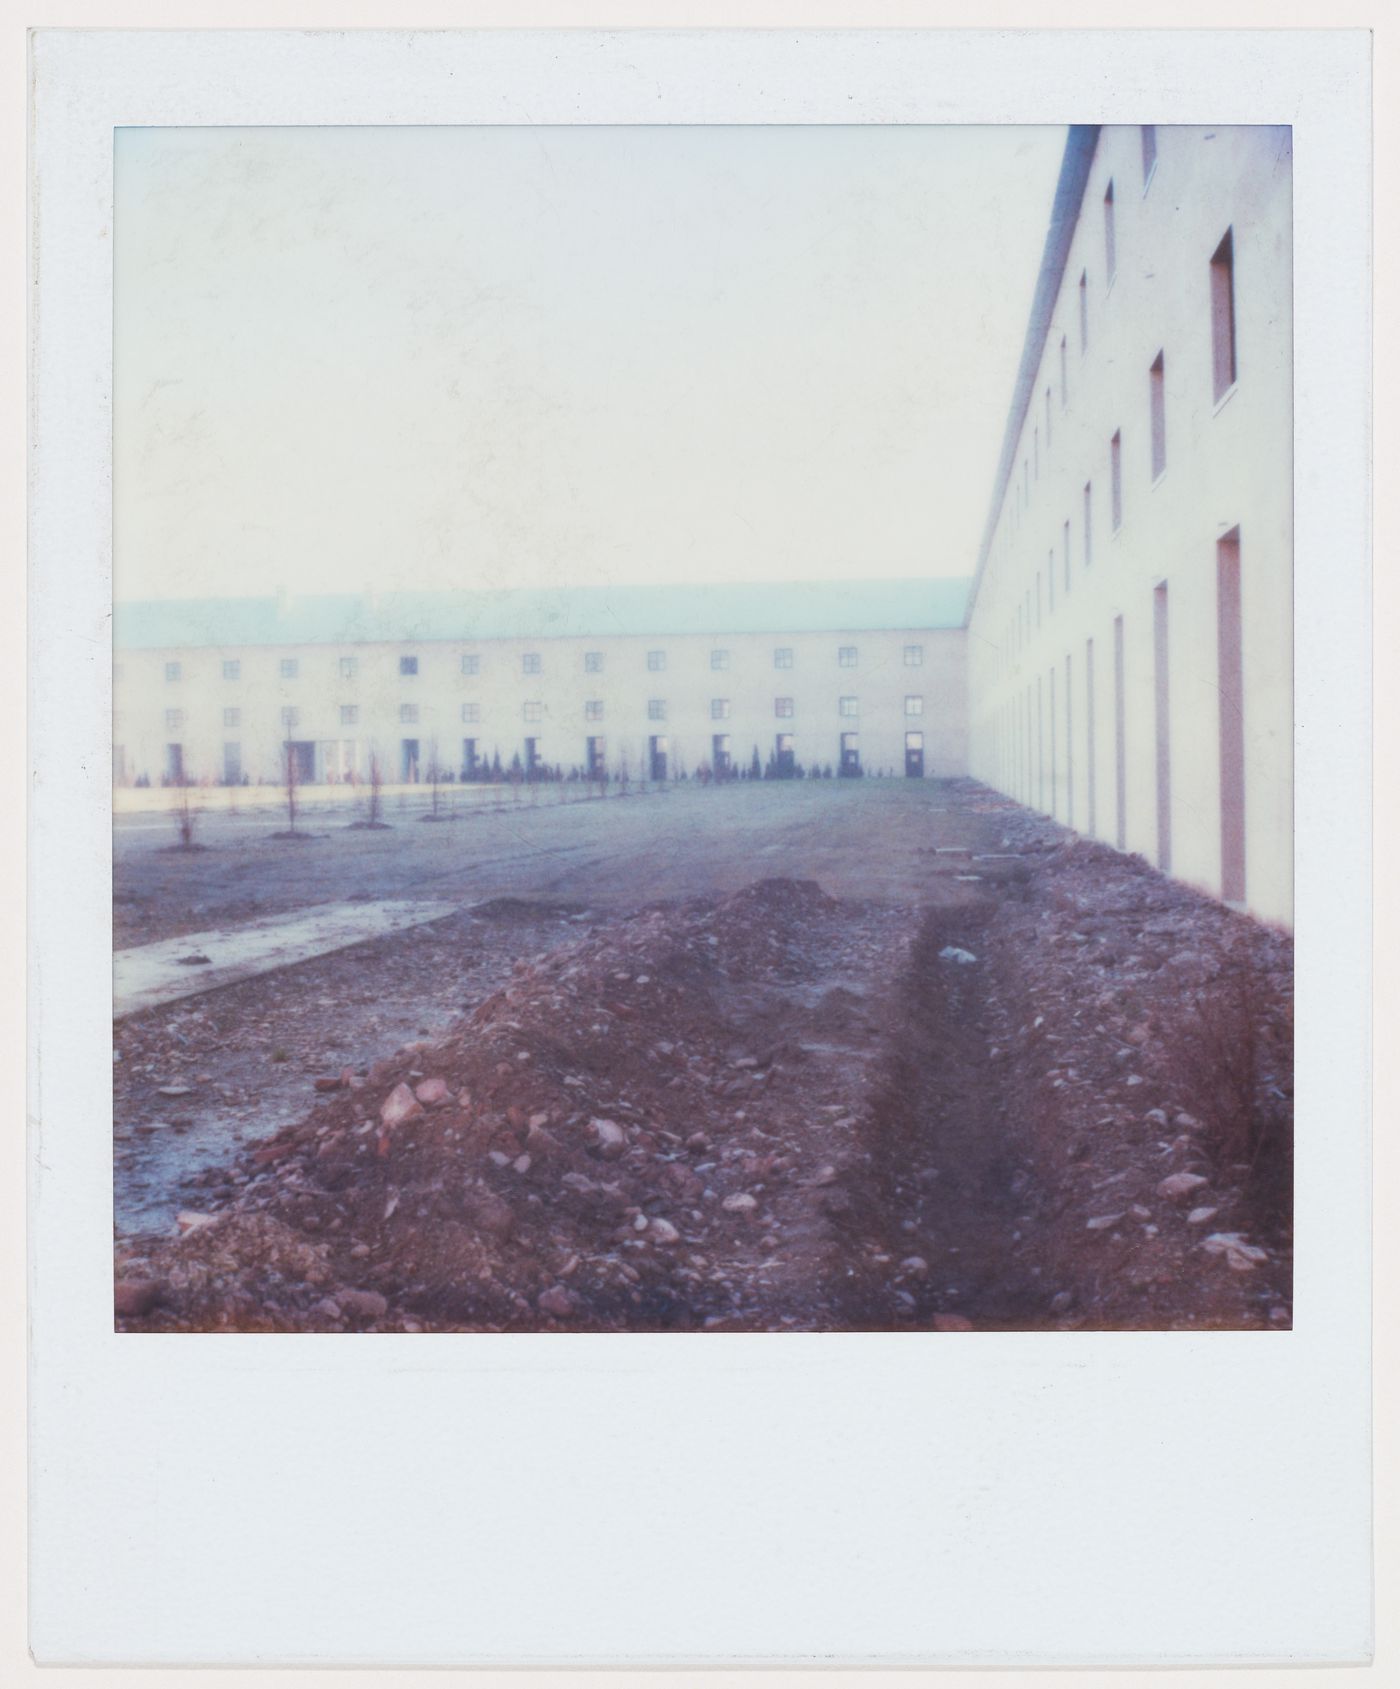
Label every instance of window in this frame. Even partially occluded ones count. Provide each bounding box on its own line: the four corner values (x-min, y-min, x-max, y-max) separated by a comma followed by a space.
399, 655, 419, 677
710, 650, 730, 671
646, 650, 666, 672
1110, 431, 1123, 531
1060, 335, 1068, 408
280, 658, 299, 680
522, 652, 541, 675
774, 697, 794, 718
461, 702, 480, 724
710, 699, 731, 721
1141, 124, 1158, 186
903, 644, 924, 667
1211, 228, 1237, 401
223, 707, 241, 728
1103, 180, 1116, 283
523, 701, 542, 723
340, 656, 358, 681
585, 700, 604, 722
1083, 482, 1093, 566
281, 706, 300, 729
460, 654, 479, 676
399, 703, 418, 725
165, 662, 181, 683
584, 651, 603, 674
838, 646, 858, 669
340, 705, 358, 726
774, 647, 794, 670
839, 696, 859, 718
647, 699, 666, 721
222, 659, 240, 681
1079, 270, 1088, 350
1149, 351, 1167, 479
905, 696, 924, 717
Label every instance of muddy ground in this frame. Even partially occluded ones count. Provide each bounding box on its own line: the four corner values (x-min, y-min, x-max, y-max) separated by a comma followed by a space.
114, 779, 1292, 1331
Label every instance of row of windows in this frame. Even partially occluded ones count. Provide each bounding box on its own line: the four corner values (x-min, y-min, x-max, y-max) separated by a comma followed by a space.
166, 697, 929, 732
160, 644, 929, 684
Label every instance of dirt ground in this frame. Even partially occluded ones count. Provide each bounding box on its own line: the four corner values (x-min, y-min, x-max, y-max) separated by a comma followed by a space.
113, 778, 1293, 1331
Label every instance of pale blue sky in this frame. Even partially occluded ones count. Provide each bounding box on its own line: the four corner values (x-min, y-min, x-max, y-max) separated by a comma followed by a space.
114, 125, 1065, 601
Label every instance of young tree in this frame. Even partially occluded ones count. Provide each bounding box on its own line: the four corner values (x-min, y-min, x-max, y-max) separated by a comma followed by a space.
283, 742, 301, 834
426, 738, 443, 819
749, 746, 762, 781
368, 749, 384, 824
173, 776, 199, 849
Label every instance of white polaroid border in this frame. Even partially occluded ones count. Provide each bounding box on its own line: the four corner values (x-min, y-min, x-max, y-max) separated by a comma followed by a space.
28, 27, 1372, 1668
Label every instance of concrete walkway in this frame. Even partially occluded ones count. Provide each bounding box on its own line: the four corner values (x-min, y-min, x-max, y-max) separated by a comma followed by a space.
113, 900, 458, 1019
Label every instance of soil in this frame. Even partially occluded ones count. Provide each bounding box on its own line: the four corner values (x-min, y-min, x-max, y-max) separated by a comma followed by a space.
113, 781, 1293, 1332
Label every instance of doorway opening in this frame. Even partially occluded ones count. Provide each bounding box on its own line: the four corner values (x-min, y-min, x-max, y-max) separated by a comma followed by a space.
904, 731, 924, 778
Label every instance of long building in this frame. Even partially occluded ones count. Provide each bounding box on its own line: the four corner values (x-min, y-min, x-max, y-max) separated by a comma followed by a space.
113, 125, 1293, 928
964, 124, 1293, 928
113, 578, 971, 788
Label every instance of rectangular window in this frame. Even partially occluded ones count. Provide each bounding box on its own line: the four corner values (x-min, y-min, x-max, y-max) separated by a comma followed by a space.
1211, 228, 1237, 400
646, 650, 666, 672
460, 654, 479, 677
710, 699, 731, 721
1110, 431, 1123, 531
838, 646, 857, 669
1217, 529, 1246, 902
1078, 270, 1088, 350
1103, 180, 1116, 283
523, 701, 542, 723
1083, 482, 1093, 566
223, 707, 241, 728
1060, 335, 1068, 408
710, 650, 730, 671
1141, 124, 1158, 185
647, 698, 666, 721
1149, 351, 1167, 480
400, 655, 419, 677
461, 702, 480, 724
774, 697, 794, 718
522, 652, 541, 675
839, 696, 859, 718
584, 651, 603, 673
223, 743, 241, 784
340, 705, 358, 726
1154, 583, 1172, 872
585, 700, 604, 722
281, 706, 300, 729
222, 659, 240, 681
165, 708, 185, 730
399, 703, 418, 725
774, 647, 794, 670
904, 696, 924, 717
165, 661, 181, 683
903, 644, 924, 667
340, 656, 358, 681
280, 658, 298, 680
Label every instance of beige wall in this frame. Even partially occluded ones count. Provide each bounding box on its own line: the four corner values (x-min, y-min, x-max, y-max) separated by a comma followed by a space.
115, 624, 967, 786
966, 126, 1292, 928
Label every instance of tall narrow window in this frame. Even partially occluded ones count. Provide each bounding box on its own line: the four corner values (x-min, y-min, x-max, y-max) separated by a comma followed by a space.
1217, 529, 1246, 902
1085, 637, 1097, 838
1141, 124, 1158, 185
1154, 584, 1172, 872
1211, 228, 1237, 400
1110, 431, 1123, 531
1113, 615, 1127, 850
1060, 335, 1068, 407
1103, 180, 1116, 283
1149, 351, 1167, 480
1083, 482, 1093, 567
1079, 270, 1088, 350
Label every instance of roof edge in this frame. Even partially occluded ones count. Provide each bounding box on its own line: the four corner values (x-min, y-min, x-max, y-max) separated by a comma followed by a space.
963, 125, 1101, 626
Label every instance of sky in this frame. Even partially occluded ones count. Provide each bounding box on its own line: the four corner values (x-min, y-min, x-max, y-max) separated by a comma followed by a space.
114, 125, 1066, 603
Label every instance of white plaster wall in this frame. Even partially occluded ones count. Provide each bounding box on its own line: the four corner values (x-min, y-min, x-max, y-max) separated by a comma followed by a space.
115, 624, 967, 786
966, 125, 1292, 928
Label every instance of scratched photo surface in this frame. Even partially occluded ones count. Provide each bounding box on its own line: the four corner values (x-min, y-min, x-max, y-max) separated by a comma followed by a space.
110, 124, 1293, 1333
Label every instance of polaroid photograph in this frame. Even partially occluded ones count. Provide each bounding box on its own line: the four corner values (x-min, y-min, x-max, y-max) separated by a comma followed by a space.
28, 24, 1372, 1669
